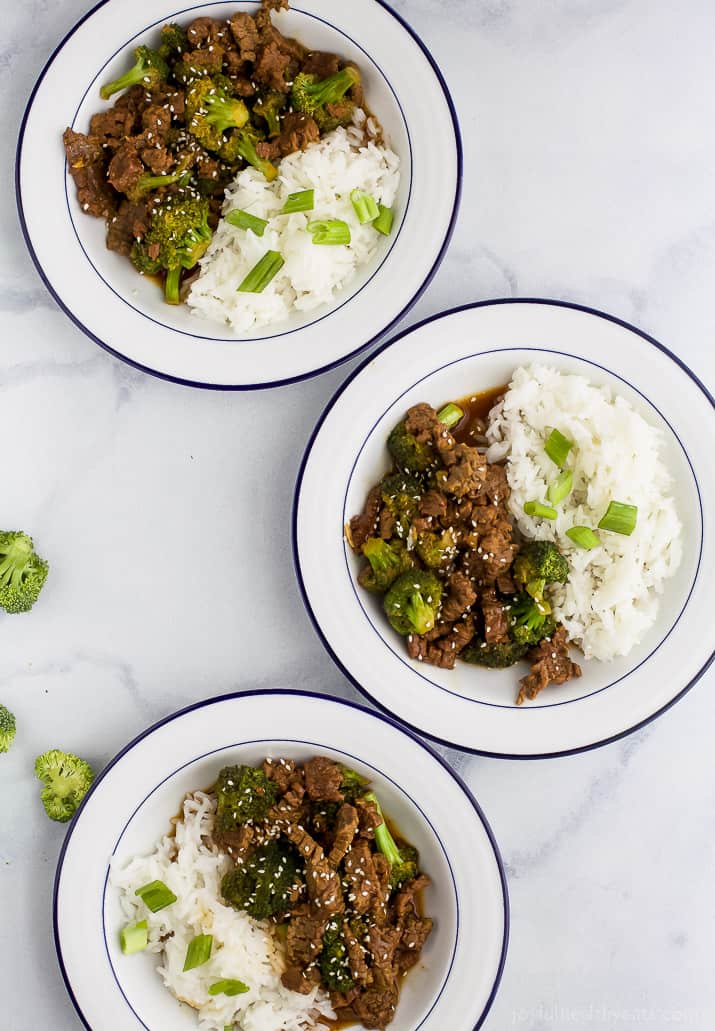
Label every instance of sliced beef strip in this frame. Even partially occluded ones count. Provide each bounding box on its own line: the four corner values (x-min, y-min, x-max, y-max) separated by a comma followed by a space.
214, 823, 253, 861
257, 112, 320, 160
328, 804, 359, 867
517, 624, 582, 705
107, 142, 145, 195
412, 490, 448, 533
283, 823, 343, 915
343, 918, 372, 986
343, 838, 380, 917
440, 442, 487, 500
184, 44, 225, 73
395, 911, 433, 973
263, 756, 298, 793
284, 902, 328, 967
63, 129, 117, 219
301, 50, 340, 78
440, 571, 477, 623
348, 967, 399, 1031
378, 507, 396, 540
105, 199, 150, 255
367, 923, 401, 970
282, 963, 321, 995
355, 797, 383, 840
407, 615, 476, 670
89, 105, 137, 145
141, 104, 173, 141
304, 756, 344, 802
229, 11, 260, 62
497, 572, 518, 595
484, 462, 510, 506
186, 16, 223, 47
481, 588, 510, 644
348, 484, 383, 551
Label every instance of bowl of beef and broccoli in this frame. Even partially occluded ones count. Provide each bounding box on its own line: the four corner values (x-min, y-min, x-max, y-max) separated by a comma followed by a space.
54, 691, 509, 1030
17, 0, 460, 387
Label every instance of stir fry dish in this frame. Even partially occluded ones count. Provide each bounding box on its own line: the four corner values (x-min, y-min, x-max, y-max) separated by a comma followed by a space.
347, 395, 583, 705
63, 0, 367, 304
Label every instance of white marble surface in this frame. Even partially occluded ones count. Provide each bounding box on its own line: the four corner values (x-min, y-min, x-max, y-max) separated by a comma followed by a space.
2, 1, 714, 1028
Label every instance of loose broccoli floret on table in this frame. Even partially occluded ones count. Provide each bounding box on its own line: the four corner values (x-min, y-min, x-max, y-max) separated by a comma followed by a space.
221, 840, 302, 920
0, 531, 49, 614
35, 750, 94, 822
100, 46, 169, 100
384, 570, 442, 637
215, 763, 278, 835
358, 538, 413, 594
0, 705, 16, 753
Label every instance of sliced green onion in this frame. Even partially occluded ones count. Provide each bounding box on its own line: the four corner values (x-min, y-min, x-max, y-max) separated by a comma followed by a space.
566, 525, 600, 550
208, 979, 250, 997
306, 219, 351, 246
437, 403, 464, 430
183, 934, 213, 971
547, 469, 574, 506
120, 920, 148, 955
281, 189, 314, 214
373, 204, 394, 236
350, 188, 380, 224
544, 428, 573, 468
135, 880, 177, 913
523, 500, 558, 520
225, 209, 269, 237
598, 501, 638, 536
237, 251, 284, 293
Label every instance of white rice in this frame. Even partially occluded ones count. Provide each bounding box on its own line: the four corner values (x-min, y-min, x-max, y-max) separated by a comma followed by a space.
110, 792, 334, 1031
187, 110, 400, 332
486, 364, 683, 661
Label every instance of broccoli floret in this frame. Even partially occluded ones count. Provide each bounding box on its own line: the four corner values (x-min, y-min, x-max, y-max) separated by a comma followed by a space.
509, 593, 557, 648
461, 639, 528, 669
384, 570, 442, 637
215, 764, 278, 835
339, 766, 369, 804
363, 792, 419, 890
415, 528, 457, 571
35, 750, 94, 822
512, 540, 569, 604
186, 78, 250, 152
386, 420, 435, 474
100, 46, 169, 100
0, 531, 49, 614
221, 840, 302, 920
319, 917, 355, 992
252, 91, 287, 137
358, 538, 414, 594
132, 192, 212, 304
158, 22, 188, 60
314, 99, 356, 133
0, 705, 16, 753
379, 473, 422, 540
126, 169, 190, 205
291, 67, 360, 120
219, 128, 278, 181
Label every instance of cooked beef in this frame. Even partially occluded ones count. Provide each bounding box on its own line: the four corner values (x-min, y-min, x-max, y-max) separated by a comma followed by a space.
356, 796, 383, 839
215, 823, 254, 860
407, 615, 476, 670
105, 200, 150, 255
107, 142, 144, 194
517, 625, 582, 705
63, 129, 117, 218
263, 756, 298, 793
343, 918, 372, 985
283, 822, 344, 915
186, 15, 222, 47
304, 756, 344, 802
348, 967, 399, 1030
301, 50, 340, 78
344, 838, 380, 917
440, 571, 477, 623
328, 803, 359, 867
481, 588, 510, 644
257, 112, 320, 160
229, 11, 260, 61
284, 903, 327, 967
282, 963, 321, 994
395, 911, 433, 973
440, 442, 487, 499
348, 484, 383, 551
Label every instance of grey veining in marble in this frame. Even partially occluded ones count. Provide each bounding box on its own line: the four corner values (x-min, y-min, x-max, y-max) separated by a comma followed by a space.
2, 1, 714, 1028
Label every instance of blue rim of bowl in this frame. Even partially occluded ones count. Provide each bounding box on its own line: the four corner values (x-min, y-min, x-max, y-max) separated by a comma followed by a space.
292, 298, 715, 760
15, 0, 463, 391
52, 688, 510, 1031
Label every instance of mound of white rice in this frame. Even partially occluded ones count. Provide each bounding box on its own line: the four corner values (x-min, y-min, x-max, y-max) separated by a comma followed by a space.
486, 364, 683, 661
110, 792, 334, 1031
187, 110, 400, 332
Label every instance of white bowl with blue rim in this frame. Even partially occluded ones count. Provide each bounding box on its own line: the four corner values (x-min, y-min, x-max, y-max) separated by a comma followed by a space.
16, 0, 460, 389
293, 300, 715, 758
54, 690, 508, 1030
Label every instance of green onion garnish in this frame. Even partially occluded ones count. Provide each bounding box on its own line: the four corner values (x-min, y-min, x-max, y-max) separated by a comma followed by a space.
237, 251, 284, 293
437, 403, 464, 430
134, 880, 177, 913
373, 204, 394, 236
547, 469, 574, 506
566, 525, 600, 550
523, 500, 558, 520
225, 209, 269, 237
350, 189, 380, 224
120, 920, 148, 955
544, 428, 573, 468
598, 501, 638, 536
281, 189, 314, 214
306, 219, 351, 246
208, 979, 250, 997
183, 934, 213, 971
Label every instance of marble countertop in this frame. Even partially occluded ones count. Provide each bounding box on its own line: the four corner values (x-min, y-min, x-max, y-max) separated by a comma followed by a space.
2, 0, 714, 1027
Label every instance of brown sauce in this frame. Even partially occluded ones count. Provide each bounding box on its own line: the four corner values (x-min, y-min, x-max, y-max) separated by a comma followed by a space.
449, 384, 507, 447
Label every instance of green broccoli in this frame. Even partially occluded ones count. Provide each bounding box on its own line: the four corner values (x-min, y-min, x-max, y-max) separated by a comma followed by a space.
252, 91, 287, 137
131, 192, 212, 304
219, 128, 278, 181
313, 99, 356, 133
512, 540, 569, 605
339, 765, 369, 804
100, 46, 169, 100
215, 764, 278, 835
386, 419, 435, 474
291, 67, 360, 122
384, 570, 442, 637
126, 169, 191, 205
461, 639, 528, 669
0, 531, 49, 614
380, 473, 422, 540
319, 918, 355, 992
158, 22, 188, 60
186, 78, 250, 152
358, 538, 414, 594
0, 705, 16, 753
509, 593, 557, 648
35, 750, 94, 822
221, 840, 302, 920
415, 528, 457, 570
363, 792, 419, 890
